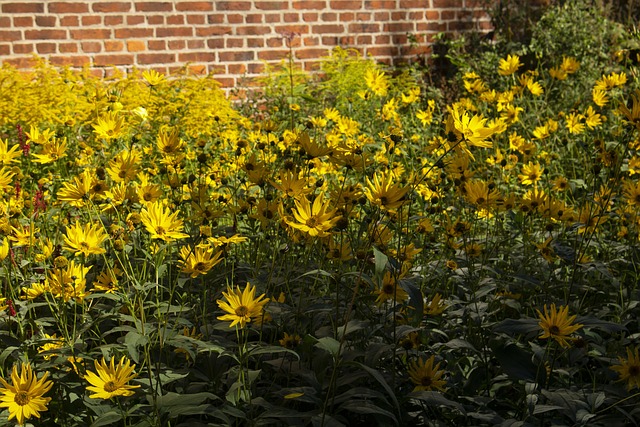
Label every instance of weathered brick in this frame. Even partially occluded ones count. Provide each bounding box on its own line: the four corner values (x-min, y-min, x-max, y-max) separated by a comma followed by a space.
82, 16, 102, 26
93, 54, 134, 66
35, 16, 56, 27
329, 0, 362, 9
166, 14, 185, 25
105, 40, 124, 51
0, 44, 11, 55
81, 41, 102, 53
219, 51, 254, 61
147, 15, 164, 25
92, 2, 131, 13
293, 1, 326, 9
0, 17, 10, 27
49, 55, 90, 67
226, 38, 244, 48
248, 38, 264, 48
256, 1, 288, 10
312, 24, 344, 34
195, 26, 232, 36
3, 3, 44, 13
264, 14, 281, 23
257, 50, 287, 60
168, 40, 186, 50
284, 13, 300, 22
156, 27, 193, 37
186, 15, 205, 25
187, 64, 207, 75
216, 1, 251, 10
236, 25, 271, 35
175, 2, 213, 11
59, 42, 78, 53
127, 15, 145, 25
179, 52, 216, 62
275, 24, 309, 34
135, 2, 173, 12
137, 53, 176, 64
365, 0, 396, 7
25, 29, 68, 40
70, 29, 112, 40
207, 14, 224, 24
432, 0, 462, 6
115, 28, 154, 38
0, 30, 21, 42
207, 38, 224, 49
227, 63, 246, 74
148, 40, 166, 50
60, 16, 79, 26
348, 22, 379, 32
302, 12, 319, 22
105, 16, 124, 26
227, 14, 244, 24
357, 35, 372, 44
399, 0, 428, 7
48, 2, 89, 13
321, 12, 337, 21
295, 47, 328, 59
4, 57, 37, 68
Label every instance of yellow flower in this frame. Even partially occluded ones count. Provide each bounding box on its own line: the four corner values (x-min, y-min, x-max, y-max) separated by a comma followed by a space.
46, 260, 91, 302
364, 172, 409, 212
279, 332, 302, 349
179, 245, 223, 278
217, 282, 270, 328
156, 127, 184, 156
32, 137, 67, 164
85, 356, 140, 399
93, 111, 125, 140
140, 201, 189, 242
374, 271, 409, 306
448, 106, 496, 149
57, 170, 95, 207
611, 346, 640, 390
0, 138, 21, 166
63, 221, 108, 257
592, 88, 609, 107
536, 304, 583, 348
408, 355, 447, 392
565, 112, 585, 134
364, 68, 388, 97
424, 293, 447, 316
518, 162, 544, 186
0, 363, 53, 426
142, 69, 166, 86
498, 54, 522, 75
285, 194, 340, 238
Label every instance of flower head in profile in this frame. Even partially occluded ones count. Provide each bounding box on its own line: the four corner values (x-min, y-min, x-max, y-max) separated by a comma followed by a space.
285, 194, 341, 238
179, 244, 223, 278
63, 221, 108, 257
217, 282, 270, 328
0, 363, 53, 426
408, 355, 447, 392
536, 303, 583, 348
85, 356, 140, 400
140, 201, 189, 242
364, 172, 409, 212
611, 346, 640, 390
142, 69, 166, 86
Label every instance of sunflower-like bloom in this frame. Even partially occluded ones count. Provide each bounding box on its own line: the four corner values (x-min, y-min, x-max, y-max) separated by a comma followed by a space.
58, 170, 95, 207
0, 363, 53, 426
46, 260, 92, 302
217, 282, 270, 328
536, 303, 583, 348
85, 356, 140, 399
93, 111, 125, 140
448, 106, 496, 149
0, 138, 21, 165
619, 90, 640, 130
611, 346, 640, 390
498, 54, 522, 76
518, 162, 544, 186
156, 127, 184, 156
364, 68, 388, 97
374, 271, 409, 306
364, 172, 409, 212
63, 221, 108, 257
285, 194, 341, 238
408, 355, 447, 392
140, 201, 189, 242
142, 69, 166, 86
32, 137, 67, 164
179, 244, 223, 278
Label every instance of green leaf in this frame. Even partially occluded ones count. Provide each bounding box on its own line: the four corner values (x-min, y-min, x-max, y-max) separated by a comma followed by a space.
91, 411, 123, 427
372, 246, 388, 276
532, 405, 565, 415
336, 319, 368, 340
337, 400, 397, 425
493, 343, 537, 382
348, 362, 402, 421
409, 391, 467, 415
124, 330, 149, 364
314, 337, 341, 358
248, 345, 300, 359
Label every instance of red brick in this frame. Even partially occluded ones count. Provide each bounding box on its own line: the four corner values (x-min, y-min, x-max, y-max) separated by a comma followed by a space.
0, 17, 10, 27
367, 45, 398, 57
302, 12, 319, 22
0, 44, 10, 55
135, 2, 173, 11
236, 25, 271, 35
441, 10, 455, 20
105, 16, 124, 26
92, 2, 131, 12
179, 52, 216, 62
70, 29, 112, 39
13, 16, 33, 27
93, 54, 134, 66
0, 31, 21, 41
148, 40, 166, 50
374, 11, 390, 19
207, 39, 223, 49
195, 26, 232, 36
321, 12, 337, 21
59, 42, 78, 53
60, 16, 79, 26
312, 24, 344, 33
425, 10, 439, 20
226, 38, 244, 48
276, 24, 309, 34
284, 13, 300, 22
356, 11, 371, 20
175, 2, 213, 11
137, 53, 175, 64
248, 38, 264, 48
219, 51, 254, 61
357, 35, 372, 44
3, 3, 44, 13
216, 1, 251, 10
187, 15, 205, 24
257, 50, 287, 60
147, 15, 164, 25
256, 1, 288, 10
399, 0, 427, 6
293, 1, 326, 9
386, 22, 414, 32
246, 14, 263, 23
432, 0, 462, 6
81, 41, 102, 53
351, 22, 380, 32
25, 29, 68, 40
303, 36, 319, 46
227, 63, 246, 73
168, 39, 186, 49
264, 14, 281, 23
82, 16, 102, 26
36, 42, 56, 53
448, 20, 474, 31
187, 64, 207, 74
49, 2, 89, 13
4, 57, 37, 68
329, 0, 362, 9
127, 15, 145, 25
266, 37, 283, 47
207, 14, 224, 24
187, 39, 204, 49
228, 14, 244, 24
248, 63, 265, 74
35, 16, 56, 27
340, 12, 354, 20
104, 40, 124, 51
50, 55, 91, 67
13, 43, 34, 54
365, 0, 396, 7
295, 48, 328, 59
156, 27, 193, 37
115, 28, 154, 38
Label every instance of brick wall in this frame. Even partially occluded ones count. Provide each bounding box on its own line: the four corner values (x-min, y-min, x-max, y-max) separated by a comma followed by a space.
0, 1, 492, 88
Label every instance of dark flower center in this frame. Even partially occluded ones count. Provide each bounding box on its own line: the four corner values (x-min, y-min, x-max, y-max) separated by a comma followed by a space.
104, 381, 119, 392
14, 391, 29, 405
549, 325, 561, 335
235, 306, 249, 316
